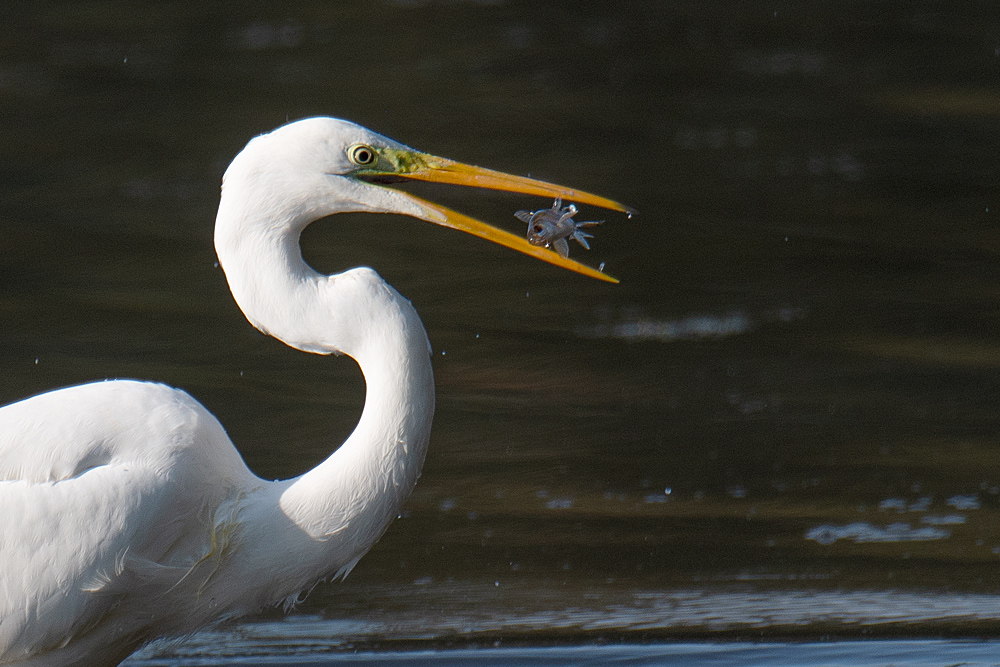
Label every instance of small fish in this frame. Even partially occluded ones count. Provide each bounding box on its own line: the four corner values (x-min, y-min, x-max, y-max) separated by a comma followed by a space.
514, 198, 603, 259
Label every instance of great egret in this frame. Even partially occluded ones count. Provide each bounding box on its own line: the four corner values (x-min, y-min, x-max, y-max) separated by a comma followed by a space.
0, 117, 630, 666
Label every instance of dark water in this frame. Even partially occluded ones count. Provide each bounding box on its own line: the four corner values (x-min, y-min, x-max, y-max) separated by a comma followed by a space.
4, 1, 1000, 664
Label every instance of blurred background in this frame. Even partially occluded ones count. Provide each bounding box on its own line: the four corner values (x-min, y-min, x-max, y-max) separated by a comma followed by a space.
4, 0, 1000, 658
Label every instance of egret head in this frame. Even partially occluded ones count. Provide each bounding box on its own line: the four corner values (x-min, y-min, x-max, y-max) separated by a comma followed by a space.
219, 117, 631, 283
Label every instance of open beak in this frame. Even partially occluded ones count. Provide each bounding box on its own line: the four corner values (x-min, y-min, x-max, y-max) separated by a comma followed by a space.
358, 150, 633, 283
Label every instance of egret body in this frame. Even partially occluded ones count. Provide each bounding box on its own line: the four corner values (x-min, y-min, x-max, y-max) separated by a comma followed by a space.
0, 118, 629, 666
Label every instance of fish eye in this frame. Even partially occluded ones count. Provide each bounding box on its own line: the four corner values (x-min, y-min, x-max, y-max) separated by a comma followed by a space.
348, 144, 377, 166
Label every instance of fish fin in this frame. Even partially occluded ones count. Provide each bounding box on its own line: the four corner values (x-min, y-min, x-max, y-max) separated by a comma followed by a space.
514, 210, 532, 223
572, 232, 592, 249
553, 238, 570, 258
578, 219, 603, 227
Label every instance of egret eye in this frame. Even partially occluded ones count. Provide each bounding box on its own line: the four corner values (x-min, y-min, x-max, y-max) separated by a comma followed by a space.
348, 144, 376, 166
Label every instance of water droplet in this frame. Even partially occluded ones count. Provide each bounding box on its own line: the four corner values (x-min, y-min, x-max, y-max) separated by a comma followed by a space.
599, 262, 606, 272
664, 486, 672, 495
626, 212, 633, 220
34, 358, 39, 365
494, 580, 500, 587
441, 350, 446, 356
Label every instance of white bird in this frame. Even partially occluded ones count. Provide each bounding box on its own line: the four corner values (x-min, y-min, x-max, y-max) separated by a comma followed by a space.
0, 117, 631, 666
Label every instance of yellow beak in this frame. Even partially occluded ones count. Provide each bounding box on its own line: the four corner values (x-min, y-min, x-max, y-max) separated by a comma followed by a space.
361, 151, 632, 283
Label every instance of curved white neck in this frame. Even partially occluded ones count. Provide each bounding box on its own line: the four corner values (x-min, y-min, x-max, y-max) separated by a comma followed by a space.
214, 168, 435, 584
278, 277, 435, 537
